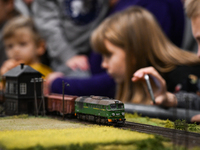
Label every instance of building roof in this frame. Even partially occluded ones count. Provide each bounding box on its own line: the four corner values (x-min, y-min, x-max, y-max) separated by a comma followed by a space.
3, 64, 42, 77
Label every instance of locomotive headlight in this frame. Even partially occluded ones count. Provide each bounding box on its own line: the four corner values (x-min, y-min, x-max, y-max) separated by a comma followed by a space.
112, 113, 115, 116
122, 112, 125, 116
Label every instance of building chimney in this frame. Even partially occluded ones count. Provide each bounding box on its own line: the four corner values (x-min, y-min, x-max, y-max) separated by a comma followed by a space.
20, 63, 24, 69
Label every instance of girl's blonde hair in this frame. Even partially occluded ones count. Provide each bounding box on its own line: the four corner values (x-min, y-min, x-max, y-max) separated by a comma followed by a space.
185, 0, 200, 18
91, 6, 200, 104
2, 15, 42, 46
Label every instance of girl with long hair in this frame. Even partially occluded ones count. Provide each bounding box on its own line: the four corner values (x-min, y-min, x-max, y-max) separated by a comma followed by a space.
91, 6, 200, 105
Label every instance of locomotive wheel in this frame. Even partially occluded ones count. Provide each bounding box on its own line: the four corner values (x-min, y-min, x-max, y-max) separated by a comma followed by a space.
100, 118, 105, 124
77, 113, 80, 119
82, 114, 86, 120
79, 114, 82, 120
86, 115, 89, 121
105, 119, 108, 125
96, 117, 100, 124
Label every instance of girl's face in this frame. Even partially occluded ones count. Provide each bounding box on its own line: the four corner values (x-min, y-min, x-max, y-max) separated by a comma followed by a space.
102, 40, 126, 83
4, 28, 40, 65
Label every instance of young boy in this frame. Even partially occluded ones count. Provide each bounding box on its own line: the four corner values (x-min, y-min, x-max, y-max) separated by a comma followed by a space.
0, 16, 52, 77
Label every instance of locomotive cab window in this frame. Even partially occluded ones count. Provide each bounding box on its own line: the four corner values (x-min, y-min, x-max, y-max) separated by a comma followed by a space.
118, 104, 124, 109
110, 104, 116, 109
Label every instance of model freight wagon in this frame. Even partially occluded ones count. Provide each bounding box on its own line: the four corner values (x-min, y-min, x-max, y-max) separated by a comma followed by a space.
75, 96, 125, 125
45, 94, 77, 116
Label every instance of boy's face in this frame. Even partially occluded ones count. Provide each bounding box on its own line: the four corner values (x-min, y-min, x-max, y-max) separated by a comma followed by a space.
101, 40, 126, 83
192, 15, 200, 58
4, 28, 40, 65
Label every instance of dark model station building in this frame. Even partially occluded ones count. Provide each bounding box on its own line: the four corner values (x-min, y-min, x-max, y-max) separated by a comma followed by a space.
3, 64, 43, 115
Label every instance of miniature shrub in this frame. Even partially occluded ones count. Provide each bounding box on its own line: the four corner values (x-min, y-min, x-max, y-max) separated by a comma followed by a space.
164, 119, 174, 128
125, 112, 141, 118
174, 119, 188, 131
188, 122, 199, 131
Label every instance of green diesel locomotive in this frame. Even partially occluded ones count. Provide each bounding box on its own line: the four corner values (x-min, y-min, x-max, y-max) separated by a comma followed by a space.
75, 96, 125, 125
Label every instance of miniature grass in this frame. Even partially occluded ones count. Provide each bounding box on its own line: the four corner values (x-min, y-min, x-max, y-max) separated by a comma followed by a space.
0, 116, 178, 150
0, 115, 197, 149
0, 126, 174, 150
126, 113, 200, 133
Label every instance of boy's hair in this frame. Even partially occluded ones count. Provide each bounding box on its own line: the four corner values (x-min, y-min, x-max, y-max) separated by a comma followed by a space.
185, 0, 200, 18
0, 0, 12, 3
2, 16, 42, 46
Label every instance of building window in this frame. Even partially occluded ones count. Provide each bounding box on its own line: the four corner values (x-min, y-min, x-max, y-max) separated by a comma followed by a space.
14, 83, 18, 94
20, 83, 27, 95
9, 83, 14, 94
5, 82, 9, 93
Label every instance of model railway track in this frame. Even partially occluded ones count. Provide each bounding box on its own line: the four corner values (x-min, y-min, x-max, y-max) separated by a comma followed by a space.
122, 121, 200, 147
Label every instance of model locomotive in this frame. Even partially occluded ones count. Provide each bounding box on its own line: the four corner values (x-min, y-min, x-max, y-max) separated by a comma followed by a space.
75, 96, 125, 124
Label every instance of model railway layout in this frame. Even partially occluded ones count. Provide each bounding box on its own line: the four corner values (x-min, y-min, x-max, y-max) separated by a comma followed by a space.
0, 64, 200, 148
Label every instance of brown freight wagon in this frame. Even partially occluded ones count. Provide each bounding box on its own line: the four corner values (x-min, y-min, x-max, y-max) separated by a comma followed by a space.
45, 93, 77, 116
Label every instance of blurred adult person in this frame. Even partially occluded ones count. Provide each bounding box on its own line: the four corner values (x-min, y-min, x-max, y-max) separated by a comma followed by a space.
15, 0, 34, 16
32, 0, 109, 77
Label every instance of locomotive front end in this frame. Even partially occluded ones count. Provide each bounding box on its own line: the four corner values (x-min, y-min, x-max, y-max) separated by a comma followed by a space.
106, 100, 125, 125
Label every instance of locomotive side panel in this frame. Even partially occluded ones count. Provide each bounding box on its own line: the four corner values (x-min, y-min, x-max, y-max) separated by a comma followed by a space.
75, 96, 125, 125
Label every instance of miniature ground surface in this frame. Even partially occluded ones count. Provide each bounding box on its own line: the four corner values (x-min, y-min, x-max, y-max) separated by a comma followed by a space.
0, 115, 189, 150
126, 113, 200, 133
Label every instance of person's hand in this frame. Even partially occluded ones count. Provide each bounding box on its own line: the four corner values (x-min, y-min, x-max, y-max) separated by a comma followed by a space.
0, 59, 23, 75
132, 66, 177, 107
43, 72, 64, 95
66, 55, 90, 71
191, 114, 200, 123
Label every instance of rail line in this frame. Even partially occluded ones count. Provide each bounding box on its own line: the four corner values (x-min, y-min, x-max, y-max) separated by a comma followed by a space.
121, 121, 200, 147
